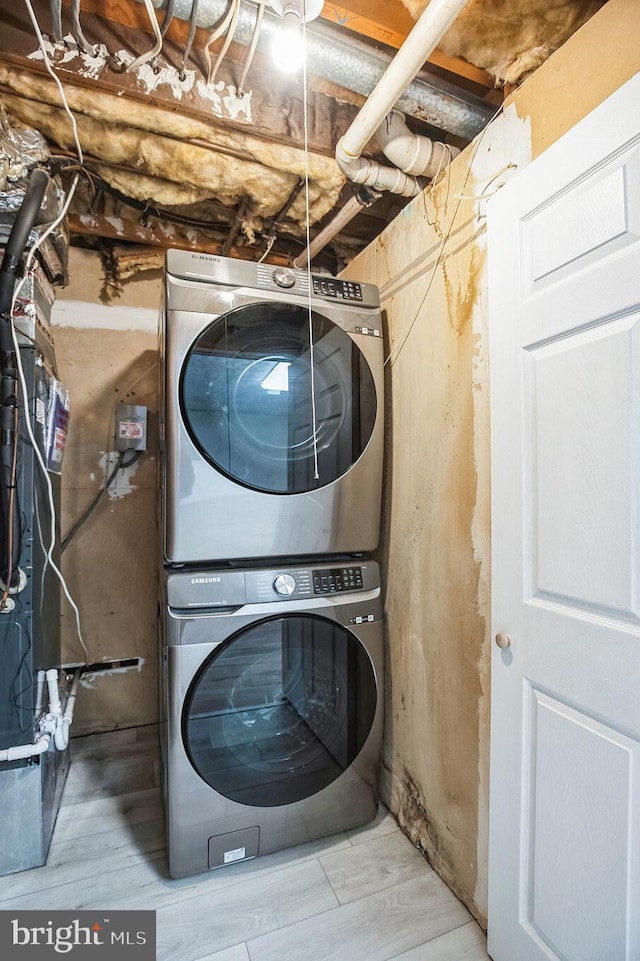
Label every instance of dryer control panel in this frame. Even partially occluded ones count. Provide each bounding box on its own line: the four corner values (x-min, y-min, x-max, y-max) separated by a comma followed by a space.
166, 562, 376, 608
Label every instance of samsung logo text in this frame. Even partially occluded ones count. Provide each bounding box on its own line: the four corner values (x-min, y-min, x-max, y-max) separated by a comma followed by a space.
191, 576, 222, 584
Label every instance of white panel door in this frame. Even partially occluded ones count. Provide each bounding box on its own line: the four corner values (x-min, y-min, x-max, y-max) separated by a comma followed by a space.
487, 72, 640, 961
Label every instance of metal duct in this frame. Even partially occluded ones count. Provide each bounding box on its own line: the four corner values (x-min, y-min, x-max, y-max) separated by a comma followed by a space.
135, 0, 495, 140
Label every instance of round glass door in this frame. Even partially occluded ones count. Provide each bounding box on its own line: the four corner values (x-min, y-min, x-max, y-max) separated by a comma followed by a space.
182, 614, 378, 807
180, 302, 377, 494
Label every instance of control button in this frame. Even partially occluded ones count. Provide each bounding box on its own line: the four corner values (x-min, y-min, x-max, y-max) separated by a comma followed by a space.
272, 267, 295, 288
273, 573, 296, 596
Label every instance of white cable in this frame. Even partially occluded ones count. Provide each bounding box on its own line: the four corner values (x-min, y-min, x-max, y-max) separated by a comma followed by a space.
204, 0, 238, 84
9, 298, 88, 660
125, 0, 163, 73
23, 0, 84, 164
301, 8, 319, 481
385, 103, 505, 369
238, 0, 265, 94
12, 0, 89, 659
208, 0, 241, 86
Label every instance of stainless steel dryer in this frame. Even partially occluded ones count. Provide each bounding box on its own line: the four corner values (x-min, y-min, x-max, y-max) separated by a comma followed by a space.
159, 559, 383, 879
161, 250, 384, 564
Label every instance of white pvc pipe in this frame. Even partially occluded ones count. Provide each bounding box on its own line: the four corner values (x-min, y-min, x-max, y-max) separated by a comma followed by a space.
294, 194, 367, 269
0, 668, 82, 761
35, 669, 46, 715
334, 153, 425, 197
0, 732, 51, 762
46, 668, 62, 716
338, 0, 471, 162
376, 110, 461, 178
54, 669, 81, 752
299, 0, 469, 267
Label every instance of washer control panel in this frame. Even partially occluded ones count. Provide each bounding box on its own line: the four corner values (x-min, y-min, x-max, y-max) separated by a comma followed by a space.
273, 573, 297, 596
312, 276, 363, 302
312, 566, 363, 594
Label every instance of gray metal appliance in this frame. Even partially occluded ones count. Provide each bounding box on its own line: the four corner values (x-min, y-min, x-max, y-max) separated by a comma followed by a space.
161, 250, 384, 564
0, 311, 67, 876
160, 559, 383, 879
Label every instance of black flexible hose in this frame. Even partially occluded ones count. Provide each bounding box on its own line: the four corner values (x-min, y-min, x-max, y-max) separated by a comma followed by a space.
0, 167, 50, 586
0, 169, 50, 331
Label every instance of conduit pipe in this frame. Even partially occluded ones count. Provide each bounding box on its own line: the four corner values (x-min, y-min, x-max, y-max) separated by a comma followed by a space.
293, 187, 381, 270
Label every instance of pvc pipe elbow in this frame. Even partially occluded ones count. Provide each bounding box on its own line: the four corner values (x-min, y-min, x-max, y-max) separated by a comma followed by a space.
54, 719, 71, 753
377, 111, 460, 178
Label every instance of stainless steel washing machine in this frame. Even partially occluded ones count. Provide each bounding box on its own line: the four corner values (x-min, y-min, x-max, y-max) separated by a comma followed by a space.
159, 559, 383, 879
161, 250, 384, 564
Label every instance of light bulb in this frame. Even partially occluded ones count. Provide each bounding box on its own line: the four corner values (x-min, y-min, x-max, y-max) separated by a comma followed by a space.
271, 11, 305, 73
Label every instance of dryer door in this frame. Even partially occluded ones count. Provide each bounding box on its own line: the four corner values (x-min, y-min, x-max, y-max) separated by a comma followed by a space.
182, 614, 377, 806
179, 302, 377, 494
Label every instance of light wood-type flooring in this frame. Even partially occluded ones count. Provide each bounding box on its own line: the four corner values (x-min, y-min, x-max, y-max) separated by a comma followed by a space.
0, 725, 490, 961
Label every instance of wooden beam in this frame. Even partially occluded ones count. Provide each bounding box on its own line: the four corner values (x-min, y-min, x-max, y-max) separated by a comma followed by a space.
319, 1, 491, 87
67, 212, 290, 264
59, 0, 492, 91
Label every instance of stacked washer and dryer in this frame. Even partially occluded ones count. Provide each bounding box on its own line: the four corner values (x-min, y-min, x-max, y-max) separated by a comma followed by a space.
159, 249, 385, 878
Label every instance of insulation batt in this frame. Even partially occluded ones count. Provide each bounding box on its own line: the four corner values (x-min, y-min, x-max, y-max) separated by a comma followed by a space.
0, 66, 344, 231
400, 0, 604, 84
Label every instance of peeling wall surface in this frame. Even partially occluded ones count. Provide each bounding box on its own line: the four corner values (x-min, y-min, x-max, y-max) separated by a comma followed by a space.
53, 249, 161, 736
342, 0, 640, 925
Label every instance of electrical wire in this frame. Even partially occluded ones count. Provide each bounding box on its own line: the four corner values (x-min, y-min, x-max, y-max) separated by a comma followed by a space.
49, 0, 63, 44
208, 0, 241, 86
15, 0, 88, 659
124, 0, 163, 73
150, 0, 176, 72
70, 0, 95, 56
301, 9, 320, 483
9, 317, 88, 659
51, 156, 238, 233
60, 449, 140, 554
179, 0, 200, 79
204, 0, 238, 85
24, 0, 84, 165
385, 102, 506, 369
238, 0, 265, 94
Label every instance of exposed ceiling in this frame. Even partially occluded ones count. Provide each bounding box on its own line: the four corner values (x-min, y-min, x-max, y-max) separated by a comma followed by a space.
0, 0, 606, 281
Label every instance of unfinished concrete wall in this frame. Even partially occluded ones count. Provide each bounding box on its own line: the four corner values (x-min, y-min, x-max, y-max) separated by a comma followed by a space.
52, 249, 161, 736
342, 0, 640, 925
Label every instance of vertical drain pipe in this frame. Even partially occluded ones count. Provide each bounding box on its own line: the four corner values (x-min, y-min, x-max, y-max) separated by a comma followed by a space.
295, 0, 472, 267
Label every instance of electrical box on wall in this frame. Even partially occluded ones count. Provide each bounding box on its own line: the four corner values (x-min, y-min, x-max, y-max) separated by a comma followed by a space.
115, 404, 148, 451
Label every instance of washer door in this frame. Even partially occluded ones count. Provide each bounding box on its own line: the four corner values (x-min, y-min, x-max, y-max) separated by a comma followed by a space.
179, 302, 377, 494
182, 614, 378, 807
